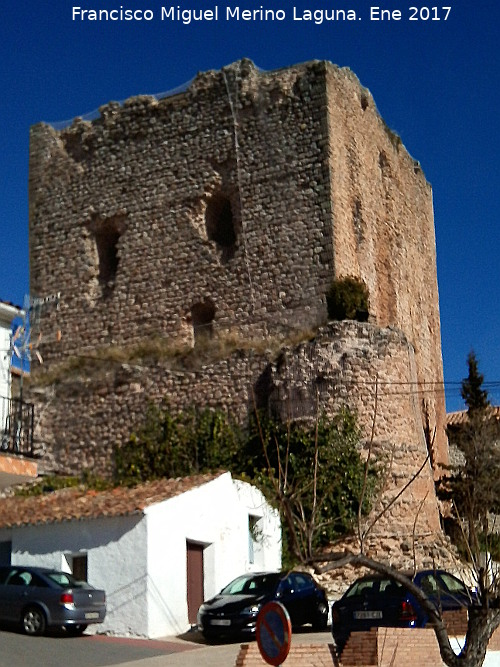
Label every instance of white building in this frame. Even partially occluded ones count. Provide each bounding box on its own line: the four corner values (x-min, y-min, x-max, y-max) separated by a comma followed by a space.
0, 301, 22, 412
0, 471, 281, 637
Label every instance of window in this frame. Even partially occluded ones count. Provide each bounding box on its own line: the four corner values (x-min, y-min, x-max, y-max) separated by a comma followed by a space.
248, 515, 258, 564
346, 579, 378, 598
191, 299, 216, 342
439, 573, 467, 596
290, 573, 314, 593
205, 193, 237, 262
95, 225, 120, 284
7, 570, 32, 586
420, 574, 438, 596
87, 213, 126, 298
5, 570, 46, 587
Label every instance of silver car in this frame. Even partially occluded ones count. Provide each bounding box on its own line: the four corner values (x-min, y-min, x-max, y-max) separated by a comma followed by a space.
0, 565, 106, 636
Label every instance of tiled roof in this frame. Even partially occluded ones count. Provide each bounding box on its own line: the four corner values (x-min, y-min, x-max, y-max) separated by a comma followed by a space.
446, 406, 500, 427
0, 472, 224, 529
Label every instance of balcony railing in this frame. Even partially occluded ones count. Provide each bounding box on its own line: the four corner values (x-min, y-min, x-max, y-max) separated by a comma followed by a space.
0, 396, 35, 458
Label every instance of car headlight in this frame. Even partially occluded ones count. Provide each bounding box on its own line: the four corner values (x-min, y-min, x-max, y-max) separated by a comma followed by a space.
242, 604, 261, 615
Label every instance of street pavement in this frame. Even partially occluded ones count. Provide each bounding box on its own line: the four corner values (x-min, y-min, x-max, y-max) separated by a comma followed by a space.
0, 625, 332, 667
103, 628, 332, 667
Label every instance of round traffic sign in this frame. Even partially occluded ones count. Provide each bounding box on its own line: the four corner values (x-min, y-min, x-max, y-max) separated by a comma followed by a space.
256, 601, 292, 666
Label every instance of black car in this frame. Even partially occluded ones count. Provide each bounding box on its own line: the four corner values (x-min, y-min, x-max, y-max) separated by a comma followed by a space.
0, 565, 106, 636
331, 569, 475, 651
197, 571, 329, 640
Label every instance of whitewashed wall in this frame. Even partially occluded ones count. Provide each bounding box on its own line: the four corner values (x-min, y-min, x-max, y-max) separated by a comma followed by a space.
145, 473, 281, 637
0, 514, 149, 636
0, 303, 20, 431
0, 474, 281, 638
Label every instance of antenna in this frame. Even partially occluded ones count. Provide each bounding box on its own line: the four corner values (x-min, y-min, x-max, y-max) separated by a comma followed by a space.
12, 293, 61, 372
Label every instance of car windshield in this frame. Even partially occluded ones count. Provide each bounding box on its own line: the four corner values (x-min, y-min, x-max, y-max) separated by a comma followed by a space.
46, 571, 87, 589
345, 578, 402, 597
220, 573, 281, 595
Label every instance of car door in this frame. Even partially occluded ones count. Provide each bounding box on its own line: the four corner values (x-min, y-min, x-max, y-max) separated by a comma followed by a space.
0, 566, 12, 621
0, 568, 33, 622
278, 573, 316, 626
2, 569, 52, 623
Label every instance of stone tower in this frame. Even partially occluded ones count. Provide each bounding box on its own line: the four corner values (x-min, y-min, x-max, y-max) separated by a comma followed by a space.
28, 60, 448, 544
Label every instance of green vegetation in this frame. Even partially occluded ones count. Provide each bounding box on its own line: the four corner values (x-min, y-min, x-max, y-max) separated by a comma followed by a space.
115, 405, 241, 485
326, 276, 370, 322
114, 403, 375, 565
245, 408, 376, 565
438, 350, 500, 556
14, 472, 111, 497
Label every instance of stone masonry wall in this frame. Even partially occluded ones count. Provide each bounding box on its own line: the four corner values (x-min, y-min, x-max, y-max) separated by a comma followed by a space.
29, 60, 333, 357
266, 321, 441, 536
324, 67, 447, 467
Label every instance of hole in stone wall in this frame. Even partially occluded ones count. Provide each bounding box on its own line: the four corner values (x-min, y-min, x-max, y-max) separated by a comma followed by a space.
95, 225, 120, 283
360, 93, 369, 111
191, 299, 216, 341
87, 213, 126, 299
205, 193, 237, 262
253, 365, 274, 413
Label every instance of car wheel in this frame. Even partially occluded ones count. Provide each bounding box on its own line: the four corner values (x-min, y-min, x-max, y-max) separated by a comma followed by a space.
312, 602, 328, 631
22, 606, 47, 636
65, 624, 88, 636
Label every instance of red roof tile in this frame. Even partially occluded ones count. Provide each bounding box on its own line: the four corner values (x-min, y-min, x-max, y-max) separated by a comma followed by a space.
0, 472, 224, 529
446, 406, 500, 427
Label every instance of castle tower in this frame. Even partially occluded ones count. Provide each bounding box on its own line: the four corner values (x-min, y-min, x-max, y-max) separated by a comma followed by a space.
28, 60, 447, 530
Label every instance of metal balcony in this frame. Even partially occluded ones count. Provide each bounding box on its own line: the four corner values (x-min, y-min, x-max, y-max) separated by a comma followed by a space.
1, 396, 35, 458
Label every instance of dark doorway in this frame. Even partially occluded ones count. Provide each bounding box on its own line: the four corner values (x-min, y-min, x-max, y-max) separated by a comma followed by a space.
186, 541, 204, 625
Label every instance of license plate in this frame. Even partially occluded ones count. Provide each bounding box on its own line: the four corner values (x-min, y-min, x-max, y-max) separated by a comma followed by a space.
354, 611, 383, 620
85, 612, 100, 620
210, 619, 231, 626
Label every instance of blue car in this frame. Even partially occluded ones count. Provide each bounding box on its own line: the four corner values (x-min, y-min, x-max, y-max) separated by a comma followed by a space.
331, 569, 474, 651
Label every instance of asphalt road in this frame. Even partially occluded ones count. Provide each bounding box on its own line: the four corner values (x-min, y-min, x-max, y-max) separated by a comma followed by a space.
0, 627, 332, 667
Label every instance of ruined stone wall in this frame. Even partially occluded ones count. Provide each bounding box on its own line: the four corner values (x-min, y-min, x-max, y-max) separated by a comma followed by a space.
28, 59, 448, 498
31, 322, 441, 540
265, 321, 441, 536
29, 60, 333, 361
31, 349, 268, 476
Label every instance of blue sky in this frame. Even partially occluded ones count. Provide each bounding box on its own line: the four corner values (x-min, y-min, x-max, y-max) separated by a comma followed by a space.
1, 1, 498, 410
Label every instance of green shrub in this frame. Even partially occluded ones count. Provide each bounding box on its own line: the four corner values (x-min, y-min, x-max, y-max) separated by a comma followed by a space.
326, 276, 370, 321
114, 405, 242, 486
